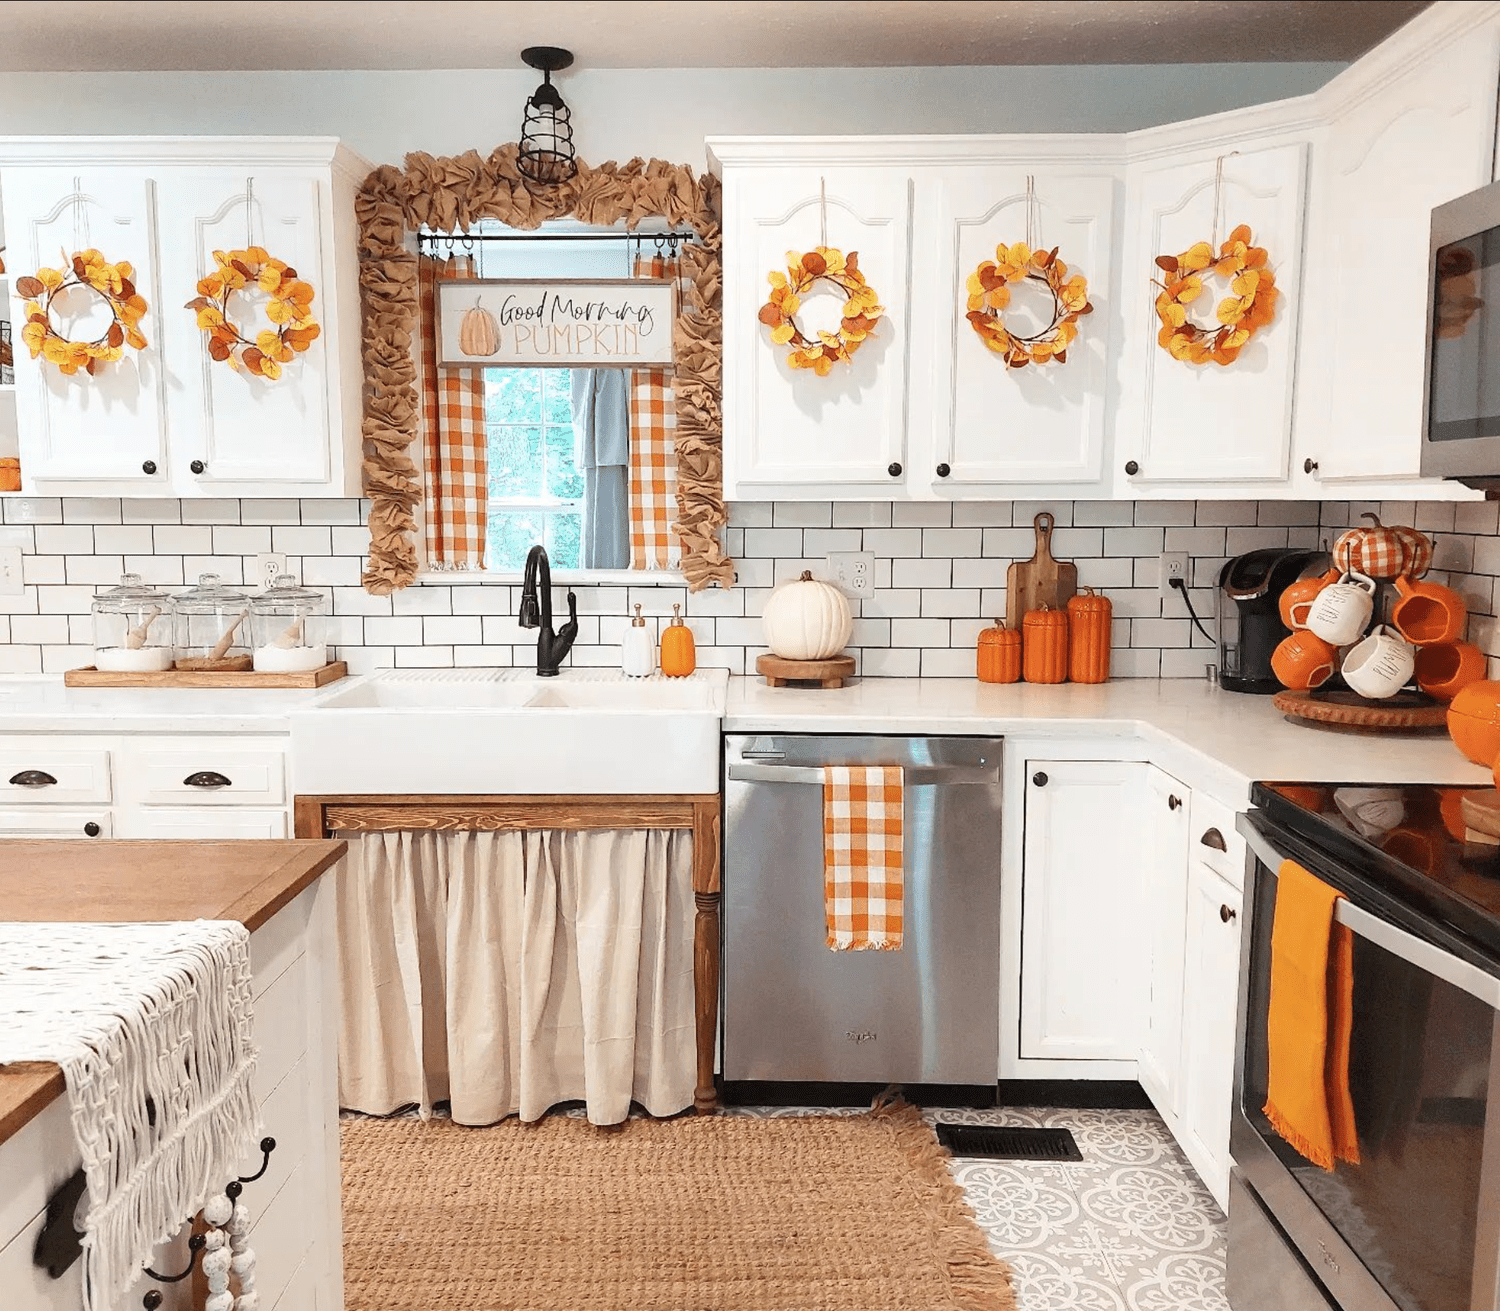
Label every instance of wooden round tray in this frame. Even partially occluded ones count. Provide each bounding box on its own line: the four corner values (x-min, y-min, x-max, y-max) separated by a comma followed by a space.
756, 653, 855, 689
1272, 687, 1448, 732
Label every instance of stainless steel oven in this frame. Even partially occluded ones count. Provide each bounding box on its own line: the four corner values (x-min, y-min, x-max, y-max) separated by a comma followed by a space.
1233, 787, 1500, 1311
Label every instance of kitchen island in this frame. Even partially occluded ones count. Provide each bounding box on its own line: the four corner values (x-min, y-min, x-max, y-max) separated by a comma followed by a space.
0, 839, 347, 1311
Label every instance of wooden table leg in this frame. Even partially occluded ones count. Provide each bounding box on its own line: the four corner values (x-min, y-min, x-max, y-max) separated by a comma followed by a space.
692, 801, 721, 1113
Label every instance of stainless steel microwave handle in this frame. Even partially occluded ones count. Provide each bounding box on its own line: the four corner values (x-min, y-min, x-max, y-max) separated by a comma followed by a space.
727, 763, 1001, 786
1242, 822, 1500, 1008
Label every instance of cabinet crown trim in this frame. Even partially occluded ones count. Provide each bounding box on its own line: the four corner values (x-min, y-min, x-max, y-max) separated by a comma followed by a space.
706, 134, 1126, 170
0, 135, 373, 179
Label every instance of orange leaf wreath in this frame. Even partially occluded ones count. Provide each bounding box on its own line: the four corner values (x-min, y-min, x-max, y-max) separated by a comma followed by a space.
966, 242, 1092, 368
16, 249, 148, 377
185, 247, 320, 380
1153, 223, 1277, 366
757, 246, 883, 377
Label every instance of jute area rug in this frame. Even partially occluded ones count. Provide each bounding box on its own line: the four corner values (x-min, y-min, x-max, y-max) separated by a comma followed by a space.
341, 1100, 1017, 1311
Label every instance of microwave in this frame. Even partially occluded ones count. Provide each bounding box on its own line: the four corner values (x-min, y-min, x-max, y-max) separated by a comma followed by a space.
1421, 176, 1500, 488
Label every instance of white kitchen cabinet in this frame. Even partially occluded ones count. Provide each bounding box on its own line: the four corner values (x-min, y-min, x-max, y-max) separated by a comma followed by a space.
1020, 759, 1146, 1062
0, 138, 370, 498
115, 808, 289, 839
0, 807, 110, 839
1137, 765, 1190, 1115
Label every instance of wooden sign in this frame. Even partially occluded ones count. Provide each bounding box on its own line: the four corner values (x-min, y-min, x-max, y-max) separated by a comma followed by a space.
436, 278, 675, 368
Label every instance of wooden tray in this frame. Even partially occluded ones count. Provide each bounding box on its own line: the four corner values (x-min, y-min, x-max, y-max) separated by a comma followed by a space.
1272, 687, 1448, 732
64, 661, 348, 689
756, 653, 855, 689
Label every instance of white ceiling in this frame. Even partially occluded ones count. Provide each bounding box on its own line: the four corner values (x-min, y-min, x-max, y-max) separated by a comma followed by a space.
0, 1, 1431, 72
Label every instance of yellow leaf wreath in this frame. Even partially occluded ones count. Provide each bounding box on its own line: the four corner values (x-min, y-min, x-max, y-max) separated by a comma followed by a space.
184, 247, 320, 380
966, 242, 1092, 368
16, 249, 148, 376
757, 246, 884, 377
1153, 224, 1277, 366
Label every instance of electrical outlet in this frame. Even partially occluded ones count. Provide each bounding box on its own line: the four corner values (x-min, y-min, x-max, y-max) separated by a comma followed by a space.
826, 551, 876, 599
1158, 551, 1189, 602
254, 553, 287, 592
0, 547, 22, 597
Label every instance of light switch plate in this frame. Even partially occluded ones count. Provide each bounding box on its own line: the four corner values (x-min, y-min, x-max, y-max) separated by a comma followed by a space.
826, 551, 876, 598
0, 547, 21, 597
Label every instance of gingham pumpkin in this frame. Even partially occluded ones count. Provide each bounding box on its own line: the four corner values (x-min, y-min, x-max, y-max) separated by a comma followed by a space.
1332, 513, 1432, 581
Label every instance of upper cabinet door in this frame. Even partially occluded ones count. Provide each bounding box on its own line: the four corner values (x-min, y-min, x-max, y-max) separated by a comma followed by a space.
1309, 34, 1500, 482
924, 167, 1117, 489
155, 171, 334, 489
721, 167, 911, 496
1, 169, 168, 487
1115, 141, 1308, 485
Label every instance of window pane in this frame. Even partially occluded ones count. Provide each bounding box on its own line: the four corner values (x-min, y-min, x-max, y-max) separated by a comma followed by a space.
487, 509, 547, 571
543, 370, 574, 425
545, 422, 585, 500
485, 369, 541, 424
488, 424, 544, 498
547, 513, 582, 570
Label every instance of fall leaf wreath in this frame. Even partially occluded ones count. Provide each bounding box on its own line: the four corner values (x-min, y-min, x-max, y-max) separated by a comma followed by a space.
185, 247, 320, 380
1153, 224, 1277, 366
16, 249, 149, 376
757, 246, 884, 376
966, 242, 1092, 368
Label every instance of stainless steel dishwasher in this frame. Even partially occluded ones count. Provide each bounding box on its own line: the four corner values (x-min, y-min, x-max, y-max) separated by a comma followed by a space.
723, 733, 1002, 1085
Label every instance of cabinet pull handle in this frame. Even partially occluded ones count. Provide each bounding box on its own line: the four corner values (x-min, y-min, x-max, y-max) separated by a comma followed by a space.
184, 770, 232, 789
887, 462, 903, 477
9, 769, 57, 787
935, 463, 951, 478
1168, 794, 1183, 811
1200, 827, 1227, 851
142, 460, 157, 475
190, 459, 207, 475
1124, 460, 1140, 476
1303, 457, 1319, 475
1032, 771, 1048, 787
1220, 903, 1237, 923
83, 821, 100, 837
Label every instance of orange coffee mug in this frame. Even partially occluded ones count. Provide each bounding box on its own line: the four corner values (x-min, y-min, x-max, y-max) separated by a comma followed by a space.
1271, 630, 1338, 691
1416, 641, 1486, 701
1392, 575, 1467, 646
1279, 567, 1340, 631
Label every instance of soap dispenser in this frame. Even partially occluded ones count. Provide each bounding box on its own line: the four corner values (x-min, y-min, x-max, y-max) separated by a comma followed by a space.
661, 603, 697, 677
622, 603, 655, 677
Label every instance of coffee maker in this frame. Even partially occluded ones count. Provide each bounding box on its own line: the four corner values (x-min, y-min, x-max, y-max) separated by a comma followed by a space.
1216, 548, 1329, 693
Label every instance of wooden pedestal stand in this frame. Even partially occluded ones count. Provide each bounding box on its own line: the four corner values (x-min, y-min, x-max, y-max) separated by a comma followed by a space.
756, 653, 855, 688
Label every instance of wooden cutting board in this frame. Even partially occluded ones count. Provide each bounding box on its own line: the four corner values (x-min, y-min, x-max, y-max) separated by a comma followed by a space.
1006, 512, 1078, 628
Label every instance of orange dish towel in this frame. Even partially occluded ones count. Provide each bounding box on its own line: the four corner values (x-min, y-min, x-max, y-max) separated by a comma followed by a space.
823, 766, 904, 951
1263, 859, 1361, 1171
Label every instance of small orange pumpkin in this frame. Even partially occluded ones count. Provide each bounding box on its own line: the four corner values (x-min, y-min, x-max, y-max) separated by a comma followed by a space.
1333, 512, 1432, 581
977, 620, 1022, 684
661, 603, 696, 678
1066, 587, 1112, 684
1023, 607, 1069, 684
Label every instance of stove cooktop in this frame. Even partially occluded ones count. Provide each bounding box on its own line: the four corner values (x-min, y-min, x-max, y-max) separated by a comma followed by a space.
1252, 781, 1500, 962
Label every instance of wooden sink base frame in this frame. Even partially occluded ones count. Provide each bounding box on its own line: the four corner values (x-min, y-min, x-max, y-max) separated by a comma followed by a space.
294, 793, 722, 1114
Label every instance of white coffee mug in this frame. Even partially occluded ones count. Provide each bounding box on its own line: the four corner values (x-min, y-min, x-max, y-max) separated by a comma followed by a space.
1305, 570, 1377, 646
1332, 786, 1405, 839
1342, 625, 1416, 700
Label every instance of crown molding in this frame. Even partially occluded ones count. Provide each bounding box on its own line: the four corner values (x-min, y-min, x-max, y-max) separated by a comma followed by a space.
0, 135, 373, 181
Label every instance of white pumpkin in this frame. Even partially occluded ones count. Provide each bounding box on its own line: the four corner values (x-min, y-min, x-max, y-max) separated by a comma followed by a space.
762, 570, 852, 660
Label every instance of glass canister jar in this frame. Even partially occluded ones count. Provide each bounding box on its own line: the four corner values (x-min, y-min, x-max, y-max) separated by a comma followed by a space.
92, 573, 176, 671
250, 575, 329, 673
174, 573, 254, 670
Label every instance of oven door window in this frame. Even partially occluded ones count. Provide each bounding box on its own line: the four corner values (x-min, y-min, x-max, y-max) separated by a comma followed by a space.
1429, 229, 1500, 444
1244, 863, 1498, 1311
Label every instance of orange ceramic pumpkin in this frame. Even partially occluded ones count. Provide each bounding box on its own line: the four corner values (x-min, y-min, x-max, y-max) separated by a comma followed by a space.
1447, 681, 1500, 766
1023, 607, 1069, 684
976, 620, 1022, 684
1333, 512, 1432, 581
1066, 587, 1112, 684
661, 603, 696, 678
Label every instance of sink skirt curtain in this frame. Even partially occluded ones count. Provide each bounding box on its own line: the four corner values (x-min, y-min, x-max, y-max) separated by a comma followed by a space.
334, 827, 695, 1126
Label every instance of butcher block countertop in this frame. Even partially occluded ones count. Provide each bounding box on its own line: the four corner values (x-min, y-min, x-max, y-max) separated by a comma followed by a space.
0, 838, 346, 1147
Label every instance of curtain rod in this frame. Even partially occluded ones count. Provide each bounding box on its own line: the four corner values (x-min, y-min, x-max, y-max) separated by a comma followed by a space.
416, 231, 698, 247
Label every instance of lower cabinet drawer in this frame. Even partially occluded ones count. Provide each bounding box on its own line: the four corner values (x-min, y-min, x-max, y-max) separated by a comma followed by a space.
0, 808, 111, 839
121, 743, 287, 807
1188, 791, 1246, 890
0, 749, 111, 805
114, 807, 289, 839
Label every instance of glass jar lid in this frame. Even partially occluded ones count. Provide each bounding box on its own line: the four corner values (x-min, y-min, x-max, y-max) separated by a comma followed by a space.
251, 574, 326, 607
94, 572, 175, 607
176, 572, 252, 608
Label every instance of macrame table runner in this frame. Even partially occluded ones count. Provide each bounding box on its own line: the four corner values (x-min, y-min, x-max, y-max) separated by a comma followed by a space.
0, 920, 260, 1311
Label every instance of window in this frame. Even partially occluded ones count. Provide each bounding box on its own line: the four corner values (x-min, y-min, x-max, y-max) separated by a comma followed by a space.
483, 368, 584, 570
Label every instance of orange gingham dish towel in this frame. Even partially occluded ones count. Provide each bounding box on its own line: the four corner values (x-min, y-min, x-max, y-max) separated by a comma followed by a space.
418, 254, 487, 570
823, 765, 904, 951
629, 254, 682, 570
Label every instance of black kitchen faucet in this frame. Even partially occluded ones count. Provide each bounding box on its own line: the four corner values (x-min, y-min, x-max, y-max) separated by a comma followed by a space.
517, 544, 578, 677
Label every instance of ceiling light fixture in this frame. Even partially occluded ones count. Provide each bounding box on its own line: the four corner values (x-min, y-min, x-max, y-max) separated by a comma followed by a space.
517, 46, 578, 186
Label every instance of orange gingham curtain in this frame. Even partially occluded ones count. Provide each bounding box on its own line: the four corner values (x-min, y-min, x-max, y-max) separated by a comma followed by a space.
419, 255, 488, 570
629, 255, 683, 570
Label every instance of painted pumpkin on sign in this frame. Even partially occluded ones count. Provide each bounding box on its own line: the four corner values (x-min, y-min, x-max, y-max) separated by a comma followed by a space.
1332, 512, 1432, 581
762, 570, 853, 661
458, 304, 500, 357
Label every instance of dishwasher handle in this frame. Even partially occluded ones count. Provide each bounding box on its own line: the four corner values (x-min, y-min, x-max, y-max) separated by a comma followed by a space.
727, 762, 1000, 786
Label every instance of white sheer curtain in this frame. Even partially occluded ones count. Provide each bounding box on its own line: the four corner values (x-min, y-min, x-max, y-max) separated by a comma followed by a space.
334, 828, 695, 1126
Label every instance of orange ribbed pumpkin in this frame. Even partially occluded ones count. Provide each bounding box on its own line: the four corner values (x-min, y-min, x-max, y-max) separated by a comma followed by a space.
976, 619, 1022, 684
1066, 587, 1112, 684
1023, 607, 1069, 684
661, 603, 697, 678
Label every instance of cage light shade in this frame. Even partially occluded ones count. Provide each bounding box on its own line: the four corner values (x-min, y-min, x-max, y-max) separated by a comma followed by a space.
517, 49, 577, 186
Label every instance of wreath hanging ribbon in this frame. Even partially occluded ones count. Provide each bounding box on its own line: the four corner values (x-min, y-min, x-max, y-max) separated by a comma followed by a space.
1153, 224, 1277, 366
16, 249, 148, 376
757, 246, 883, 377
185, 247, 320, 380
965, 242, 1092, 368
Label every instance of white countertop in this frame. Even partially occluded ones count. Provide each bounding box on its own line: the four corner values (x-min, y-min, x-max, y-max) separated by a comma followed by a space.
0, 675, 324, 733
725, 676, 1491, 800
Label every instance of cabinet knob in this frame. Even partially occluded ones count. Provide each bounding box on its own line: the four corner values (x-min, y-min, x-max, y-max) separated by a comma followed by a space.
142, 460, 157, 475
1304, 457, 1319, 475
887, 462, 903, 478
935, 463, 951, 478
1200, 826, 1227, 851
1168, 794, 1183, 811
1124, 460, 1140, 476
83, 821, 101, 837
9, 769, 57, 787
184, 770, 232, 789
189, 459, 207, 475
1220, 903, 1237, 923
1032, 771, 1048, 787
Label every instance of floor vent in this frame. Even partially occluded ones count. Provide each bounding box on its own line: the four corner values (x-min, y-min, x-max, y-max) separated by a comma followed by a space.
935, 1124, 1083, 1161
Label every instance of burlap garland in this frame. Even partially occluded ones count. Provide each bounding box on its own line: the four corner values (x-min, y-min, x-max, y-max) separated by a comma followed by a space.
355, 145, 733, 593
